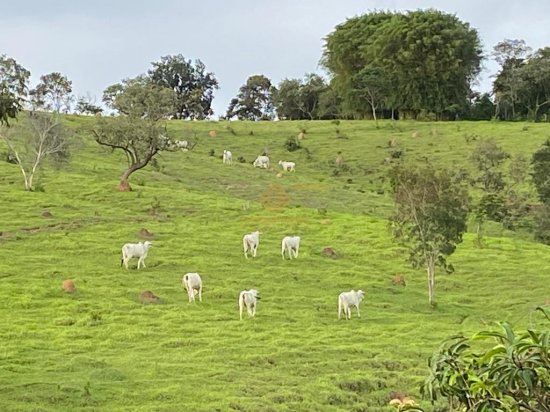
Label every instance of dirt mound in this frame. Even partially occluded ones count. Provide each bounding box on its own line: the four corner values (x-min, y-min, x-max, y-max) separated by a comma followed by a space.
118, 180, 132, 192
391, 275, 406, 286
139, 290, 160, 304
62, 279, 76, 293
322, 247, 339, 259
41, 210, 53, 218
138, 228, 154, 239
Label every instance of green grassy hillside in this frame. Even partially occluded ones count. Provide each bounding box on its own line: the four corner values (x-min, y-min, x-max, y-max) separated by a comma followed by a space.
0, 118, 549, 411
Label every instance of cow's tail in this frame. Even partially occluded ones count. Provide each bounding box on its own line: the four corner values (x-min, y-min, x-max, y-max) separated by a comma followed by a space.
243, 237, 248, 258
239, 292, 245, 320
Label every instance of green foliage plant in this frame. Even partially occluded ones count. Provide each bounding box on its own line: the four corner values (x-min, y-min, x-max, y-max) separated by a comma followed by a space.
422, 307, 550, 411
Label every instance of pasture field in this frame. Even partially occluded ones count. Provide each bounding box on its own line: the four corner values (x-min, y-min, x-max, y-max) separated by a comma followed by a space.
0, 118, 549, 411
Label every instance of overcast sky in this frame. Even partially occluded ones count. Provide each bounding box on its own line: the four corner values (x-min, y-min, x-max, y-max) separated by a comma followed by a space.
1, 0, 549, 117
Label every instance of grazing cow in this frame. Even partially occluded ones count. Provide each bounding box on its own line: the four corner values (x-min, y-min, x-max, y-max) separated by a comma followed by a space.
174, 140, 189, 150
253, 155, 270, 169
223, 149, 233, 165
239, 289, 260, 320
281, 236, 300, 260
243, 231, 260, 259
182, 272, 203, 302
121, 241, 152, 269
278, 160, 296, 172
338, 290, 365, 320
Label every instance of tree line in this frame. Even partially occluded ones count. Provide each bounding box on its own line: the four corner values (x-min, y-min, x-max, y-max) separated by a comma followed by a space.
2, 9, 549, 122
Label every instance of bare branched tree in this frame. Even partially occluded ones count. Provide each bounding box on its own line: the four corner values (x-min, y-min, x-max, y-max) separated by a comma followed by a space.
1, 112, 70, 190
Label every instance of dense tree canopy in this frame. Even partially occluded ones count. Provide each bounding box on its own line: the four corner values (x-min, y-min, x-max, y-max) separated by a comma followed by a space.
148, 54, 218, 120
322, 9, 483, 119
225, 75, 274, 120
272, 74, 333, 120
0, 55, 30, 126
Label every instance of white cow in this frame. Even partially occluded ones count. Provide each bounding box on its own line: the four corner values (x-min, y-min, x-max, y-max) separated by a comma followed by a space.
243, 231, 260, 259
223, 149, 233, 165
253, 155, 270, 169
281, 236, 300, 260
239, 289, 260, 320
278, 160, 296, 172
120, 241, 152, 269
174, 140, 189, 150
338, 290, 365, 320
182, 272, 203, 302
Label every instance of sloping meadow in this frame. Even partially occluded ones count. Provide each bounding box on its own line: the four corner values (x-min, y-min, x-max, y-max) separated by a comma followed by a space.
0, 118, 548, 411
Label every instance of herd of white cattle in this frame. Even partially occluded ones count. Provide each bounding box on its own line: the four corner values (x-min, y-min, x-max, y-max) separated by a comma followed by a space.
166, 140, 296, 173
222, 150, 295, 173
120, 232, 365, 320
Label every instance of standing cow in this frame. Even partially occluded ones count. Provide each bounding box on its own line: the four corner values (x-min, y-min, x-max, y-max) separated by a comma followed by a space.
281, 236, 300, 260
182, 272, 203, 302
239, 289, 260, 320
338, 290, 365, 320
243, 230, 261, 259
121, 241, 152, 269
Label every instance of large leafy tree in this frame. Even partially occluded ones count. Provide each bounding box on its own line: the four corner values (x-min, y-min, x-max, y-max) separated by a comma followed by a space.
29, 72, 73, 113
95, 78, 177, 190
531, 138, 550, 204
0, 55, 30, 126
492, 39, 532, 120
351, 67, 390, 124
516, 47, 550, 121
272, 78, 302, 120
273, 74, 330, 120
322, 10, 482, 119
469, 139, 510, 244
390, 164, 469, 306
148, 54, 218, 120
225, 75, 274, 120
531, 139, 550, 244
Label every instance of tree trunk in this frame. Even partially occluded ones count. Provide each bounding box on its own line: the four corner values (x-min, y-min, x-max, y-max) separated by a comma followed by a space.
371, 104, 378, 128
118, 179, 132, 192
118, 167, 138, 191
427, 256, 436, 306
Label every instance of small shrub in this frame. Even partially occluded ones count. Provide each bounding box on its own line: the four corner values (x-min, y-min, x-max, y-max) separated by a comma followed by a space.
237, 156, 246, 163
390, 149, 403, 159
284, 137, 301, 152
335, 128, 348, 139
4, 151, 17, 164
150, 157, 161, 172
148, 197, 162, 215
249, 130, 254, 136
331, 119, 341, 126
208, 149, 215, 157
33, 181, 46, 192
